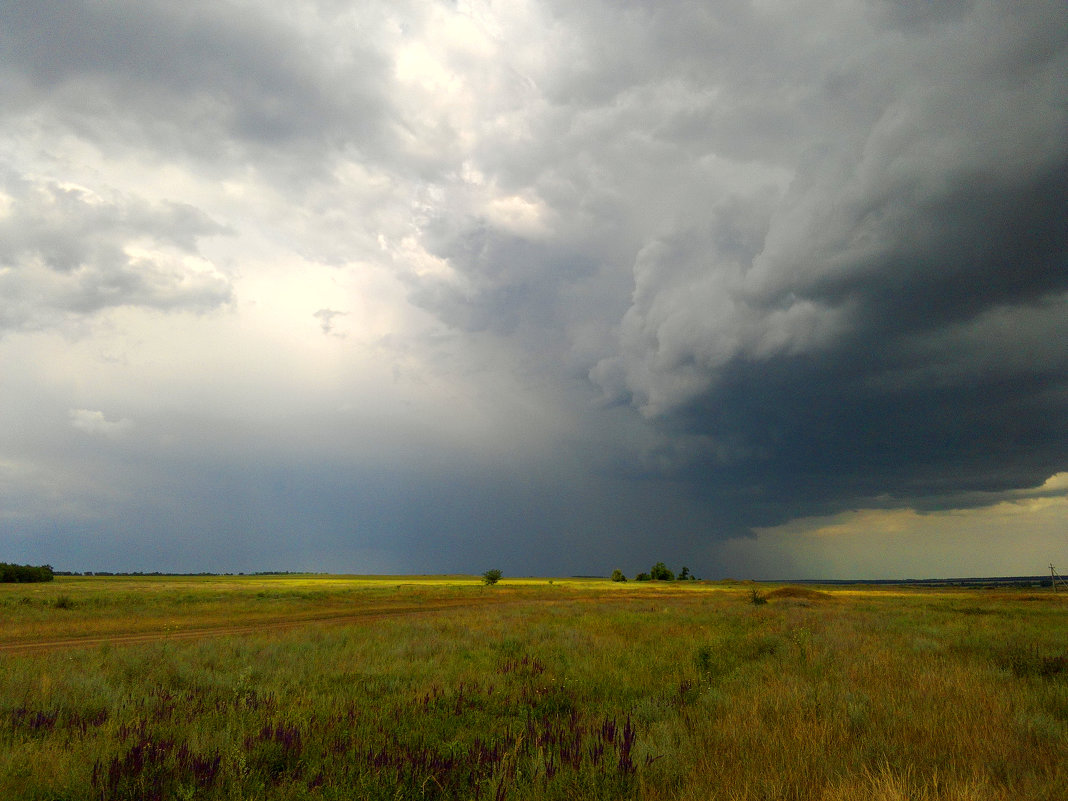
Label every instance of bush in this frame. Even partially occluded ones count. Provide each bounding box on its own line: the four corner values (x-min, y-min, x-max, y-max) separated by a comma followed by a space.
611, 569, 627, 582
635, 573, 650, 581
481, 569, 502, 586
749, 588, 767, 606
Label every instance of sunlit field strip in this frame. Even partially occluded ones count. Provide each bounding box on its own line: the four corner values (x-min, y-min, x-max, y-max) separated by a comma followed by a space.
0, 574, 750, 650
1, 573, 1040, 648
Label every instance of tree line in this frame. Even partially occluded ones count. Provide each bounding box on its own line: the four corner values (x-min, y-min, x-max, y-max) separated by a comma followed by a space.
611, 562, 696, 582
0, 562, 55, 583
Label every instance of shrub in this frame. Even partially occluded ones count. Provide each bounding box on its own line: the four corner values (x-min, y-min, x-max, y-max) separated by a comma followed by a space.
635, 573, 650, 581
749, 588, 767, 606
611, 569, 627, 582
481, 569, 503, 586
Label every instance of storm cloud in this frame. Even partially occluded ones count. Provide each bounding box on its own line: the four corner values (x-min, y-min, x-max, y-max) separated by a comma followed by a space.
1, 0, 1065, 578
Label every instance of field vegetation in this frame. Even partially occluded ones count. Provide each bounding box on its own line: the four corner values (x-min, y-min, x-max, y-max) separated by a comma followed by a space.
1, 575, 1066, 799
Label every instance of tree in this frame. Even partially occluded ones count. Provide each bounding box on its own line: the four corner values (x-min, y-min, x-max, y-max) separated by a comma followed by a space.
481, 569, 502, 586
650, 562, 674, 581
0, 562, 54, 583
678, 566, 690, 581
611, 569, 627, 582
635, 572, 650, 581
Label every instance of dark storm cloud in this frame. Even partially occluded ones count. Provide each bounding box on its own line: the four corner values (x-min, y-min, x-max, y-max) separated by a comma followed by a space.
605, 1, 1068, 529
414, 0, 1068, 534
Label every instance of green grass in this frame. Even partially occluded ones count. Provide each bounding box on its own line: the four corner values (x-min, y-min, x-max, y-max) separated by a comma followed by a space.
1, 577, 1066, 799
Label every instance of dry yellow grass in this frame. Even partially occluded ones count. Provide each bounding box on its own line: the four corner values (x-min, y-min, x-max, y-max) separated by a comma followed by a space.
0, 576, 1064, 799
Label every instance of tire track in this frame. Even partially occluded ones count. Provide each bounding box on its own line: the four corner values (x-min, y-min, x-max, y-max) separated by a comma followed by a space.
0, 598, 495, 655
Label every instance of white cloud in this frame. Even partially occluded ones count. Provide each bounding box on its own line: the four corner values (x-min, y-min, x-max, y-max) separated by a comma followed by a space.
69, 408, 134, 437
0, 172, 233, 332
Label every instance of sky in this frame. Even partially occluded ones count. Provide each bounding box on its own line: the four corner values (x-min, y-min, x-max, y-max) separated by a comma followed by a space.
1, 0, 1066, 579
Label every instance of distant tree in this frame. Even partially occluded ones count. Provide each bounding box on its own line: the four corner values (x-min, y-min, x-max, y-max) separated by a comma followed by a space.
635, 572, 651, 581
0, 563, 54, 583
650, 562, 674, 581
678, 566, 690, 581
482, 568, 503, 586
611, 569, 627, 582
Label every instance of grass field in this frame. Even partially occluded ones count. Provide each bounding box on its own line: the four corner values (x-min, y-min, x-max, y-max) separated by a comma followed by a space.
1, 575, 1066, 800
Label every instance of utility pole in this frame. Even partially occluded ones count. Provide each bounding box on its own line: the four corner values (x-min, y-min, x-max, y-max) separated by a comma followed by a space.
1051, 564, 1068, 592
